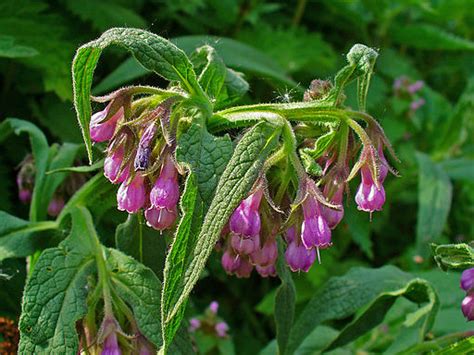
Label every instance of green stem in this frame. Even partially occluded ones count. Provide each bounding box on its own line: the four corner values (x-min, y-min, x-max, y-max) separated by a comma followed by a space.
337, 123, 349, 166
292, 0, 307, 27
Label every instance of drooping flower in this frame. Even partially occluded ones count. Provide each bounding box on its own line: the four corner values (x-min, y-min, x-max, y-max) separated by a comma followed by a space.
355, 164, 386, 213
16, 155, 35, 204
134, 123, 157, 171
117, 174, 147, 213
250, 239, 278, 267
221, 249, 241, 274
104, 145, 130, 184
462, 293, 474, 321
234, 257, 253, 278
230, 233, 260, 255
47, 196, 65, 217
285, 239, 316, 273
90, 105, 123, 143
256, 264, 276, 278
215, 322, 229, 338
301, 195, 332, 250
145, 205, 177, 231
461, 268, 474, 292
102, 331, 121, 355
229, 190, 263, 238
98, 316, 122, 355
321, 175, 345, 229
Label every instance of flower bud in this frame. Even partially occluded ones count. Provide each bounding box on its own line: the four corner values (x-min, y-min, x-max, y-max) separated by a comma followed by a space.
229, 190, 263, 238
462, 293, 474, 321
221, 249, 241, 274
285, 226, 296, 244
47, 196, 65, 217
209, 301, 219, 314
117, 174, 147, 213
230, 233, 260, 255
215, 322, 229, 338
355, 165, 385, 213
150, 156, 179, 209
250, 239, 278, 267
321, 180, 345, 229
189, 318, 201, 332
301, 196, 331, 249
18, 189, 32, 204
285, 241, 316, 272
145, 206, 177, 231
98, 316, 122, 355
102, 331, 121, 355
90, 105, 123, 143
461, 268, 474, 292
134, 123, 157, 171
104, 145, 130, 184
256, 264, 276, 278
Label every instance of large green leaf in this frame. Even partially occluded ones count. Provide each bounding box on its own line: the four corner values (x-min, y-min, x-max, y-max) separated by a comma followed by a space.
391, 24, 474, 50
439, 158, 474, 181
0, 211, 57, 262
0, 35, 38, 58
0, 118, 49, 221
416, 152, 453, 256
18, 208, 97, 354
286, 266, 439, 355
72, 27, 199, 162
161, 122, 280, 349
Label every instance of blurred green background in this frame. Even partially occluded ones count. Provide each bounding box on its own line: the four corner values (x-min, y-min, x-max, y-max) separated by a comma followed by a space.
0, 0, 473, 353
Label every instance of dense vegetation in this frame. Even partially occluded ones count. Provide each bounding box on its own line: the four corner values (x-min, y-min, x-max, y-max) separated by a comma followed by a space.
0, 1, 473, 354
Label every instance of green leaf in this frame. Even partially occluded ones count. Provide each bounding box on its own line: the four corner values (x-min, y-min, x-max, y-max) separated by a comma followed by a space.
431, 243, 474, 271
18, 208, 97, 354
439, 158, 474, 181
115, 213, 166, 276
0, 211, 58, 262
300, 129, 336, 161
0, 35, 38, 58
106, 248, 163, 347
0, 118, 49, 221
391, 24, 474, 50
72, 27, 199, 162
176, 123, 233, 204
195, 45, 226, 102
416, 152, 453, 256
286, 266, 438, 355
274, 240, 296, 355
161, 122, 280, 349
432, 336, 474, 355
216, 68, 250, 109
345, 203, 373, 259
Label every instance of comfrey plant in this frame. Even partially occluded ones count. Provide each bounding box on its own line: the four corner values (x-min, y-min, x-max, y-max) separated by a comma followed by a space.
17, 28, 398, 354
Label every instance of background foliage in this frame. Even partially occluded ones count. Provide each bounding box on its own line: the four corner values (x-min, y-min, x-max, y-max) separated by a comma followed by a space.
0, 0, 473, 353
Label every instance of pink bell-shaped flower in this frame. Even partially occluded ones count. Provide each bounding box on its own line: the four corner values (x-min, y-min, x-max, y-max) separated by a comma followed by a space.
250, 239, 278, 267
145, 205, 177, 231
229, 190, 263, 238
47, 196, 65, 217
461, 268, 474, 292
117, 174, 147, 213
104, 145, 130, 184
90, 105, 123, 143
462, 293, 474, 321
355, 165, 386, 212
285, 240, 316, 273
301, 195, 332, 250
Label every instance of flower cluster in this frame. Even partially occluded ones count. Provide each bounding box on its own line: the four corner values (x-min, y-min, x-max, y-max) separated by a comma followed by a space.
461, 268, 474, 321
393, 76, 425, 113
90, 98, 180, 231
189, 301, 230, 339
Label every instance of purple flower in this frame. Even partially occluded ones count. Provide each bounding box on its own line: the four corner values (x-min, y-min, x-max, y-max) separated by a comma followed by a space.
461, 268, 474, 292
150, 156, 179, 209
377, 146, 389, 183
355, 165, 386, 213
47, 196, 65, 217
221, 249, 241, 274
104, 145, 130, 184
102, 331, 121, 355
90, 105, 123, 143
410, 98, 426, 111
462, 293, 474, 321
321, 180, 345, 230
301, 196, 332, 249
215, 322, 229, 338
189, 318, 201, 332
117, 174, 147, 213
145, 206, 177, 231
285, 226, 296, 244
209, 301, 219, 314
234, 257, 253, 278
230, 233, 260, 255
285, 240, 316, 272
18, 188, 32, 204
134, 123, 157, 171
256, 264, 276, 278
250, 239, 278, 266
407, 80, 424, 94
229, 190, 263, 238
